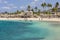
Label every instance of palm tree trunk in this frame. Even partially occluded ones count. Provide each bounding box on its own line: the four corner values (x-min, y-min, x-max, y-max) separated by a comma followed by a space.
56, 11, 57, 18
54, 11, 57, 18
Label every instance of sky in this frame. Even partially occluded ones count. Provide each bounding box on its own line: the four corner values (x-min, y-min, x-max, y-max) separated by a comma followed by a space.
0, 0, 60, 12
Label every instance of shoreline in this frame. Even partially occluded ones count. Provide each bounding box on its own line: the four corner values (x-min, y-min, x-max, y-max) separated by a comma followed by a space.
0, 18, 60, 22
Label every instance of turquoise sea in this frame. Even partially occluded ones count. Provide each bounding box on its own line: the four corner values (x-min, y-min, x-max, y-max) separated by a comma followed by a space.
0, 20, 60, 40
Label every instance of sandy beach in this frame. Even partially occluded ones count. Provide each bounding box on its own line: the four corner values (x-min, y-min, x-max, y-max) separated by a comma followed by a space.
0, 18, 60, 21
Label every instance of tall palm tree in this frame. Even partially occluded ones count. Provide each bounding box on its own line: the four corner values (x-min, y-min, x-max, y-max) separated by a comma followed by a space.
21, 10, 24, 12
54, 2, 59, 17
52, 7, 58, 17
41, 2, 46, 19
27, 5, 31, 11
5, 11, 8, 13
41, 2, 46, 11
38, 9, 41, 20
35, 6, 38, 12
47, 3, 52, 18
31, 8, 34, 12
34, 6, 38, 15
47, 3, 52, 10
37, 9, 40, 15
25, 5, 31, 21
17, 10, 19, 14
31, 8, 34, 14
55, 2, 59, 8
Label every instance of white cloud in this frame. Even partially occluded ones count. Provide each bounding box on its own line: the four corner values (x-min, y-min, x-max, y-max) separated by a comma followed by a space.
34, 0, 38, 2
1, 5, 17, 10
20, 6, 25, 9
13, 6, 17, 8
1, 7, 11, 9
41, 0, 46, 2
9, 4, 14, 6
31, 2, 35, 4
29, 0, 39, 7
4, 1, 8, 3
30, 2, 36, 6
0, 0, 8, 3
6, 3, 17, 9
0, 0, 2, 3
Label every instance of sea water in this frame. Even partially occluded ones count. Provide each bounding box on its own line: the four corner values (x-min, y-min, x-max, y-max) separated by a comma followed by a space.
0, 20, 60, 40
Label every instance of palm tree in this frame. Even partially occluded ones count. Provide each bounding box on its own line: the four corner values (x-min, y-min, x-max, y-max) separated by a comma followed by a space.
41, 2, 46, 19
21, 10, 24, 12
53, 2, 59, 17
55, 2, 59, 8
47, 3, 52, 18
37, 9, 40, 15
45, 11, 51, 18
5, 11, 8, 13
34, 6, 38, 15
25, 5, 31, 21
41, 2, 46, 11
31, 8, 34, 12
27, 5, 31, 11
47, 3, 52, 10
31, 8, 34, 14
52, 7, 58, 17
38, 9, 41, 20
35, 6, 38, 12
16, 10, 19, 14
41, 2, 46, 16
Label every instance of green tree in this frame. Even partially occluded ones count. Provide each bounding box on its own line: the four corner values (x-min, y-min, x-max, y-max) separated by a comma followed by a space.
41, 2, 46, 19
21, 10, 24, 12
52, 7, 58, 17
31, 8, 34, 12
37, 9, 40, 15
41, 2, 46, 15
55, 2, 59, 8
34, 6, 38, 15
34, 6, 38, 12
27, 5, 31, 11
5, 11, 8, 13
45, 11, 51, 18
38, 9, 40, 20
16, 10, 19, 14
41, 2, 46, 10
31, 8, 35, 14
47, 3, 52, 9
52, 2, 59, 17
47, 3, 52, 18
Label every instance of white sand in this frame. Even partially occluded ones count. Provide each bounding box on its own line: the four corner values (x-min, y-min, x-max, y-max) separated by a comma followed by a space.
0, 18, 60, 21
